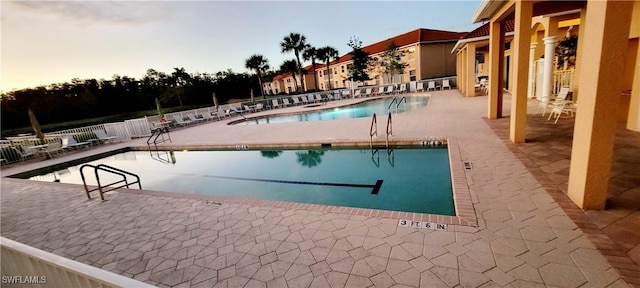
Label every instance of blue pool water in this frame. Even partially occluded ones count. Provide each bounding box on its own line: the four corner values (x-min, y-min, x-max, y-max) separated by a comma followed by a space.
30, 147, 454, 215
236, 96, 428, 125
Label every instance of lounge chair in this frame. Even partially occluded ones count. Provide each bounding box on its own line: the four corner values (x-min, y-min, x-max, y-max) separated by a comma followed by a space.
376, 86, 386, 95
399, 84, 407, 94
548, 101, 575, 124
417, 82, 424, 92
11, 146, 35, 160
271, 99, 280, 109
301, 96, 309, 104
45, 141, 64, 157
172, 115, 193, 126
292, 97, 301, 105
186, 114, 205, 123
539, 86, 571, 117
307, 95, 316, 104
364, 88, 372, 97
386, 85, 395, 95
282, 98, 292, 107
314, 94, 323, 103
427, 81, 437, 91
92, 129, 118, 143
255, 103, 264, 111
442, 79, 451, 90
62, 135, 91, 150
353, 89, 361, 98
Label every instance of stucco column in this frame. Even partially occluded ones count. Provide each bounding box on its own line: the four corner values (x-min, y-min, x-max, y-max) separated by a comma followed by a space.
528, 42, 538, 99
509, 0, 533, 143
460, 48, 467, 95
466, 43, 477, 97
568, 0, 633, 210
627, 45, 640, 131
541, 36, 557, 102
488, 20, 505, 119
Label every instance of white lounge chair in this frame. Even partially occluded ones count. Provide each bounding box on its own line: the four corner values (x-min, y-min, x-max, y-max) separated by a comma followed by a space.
314, 94, 323, 103
385, 85, 395, 95
282, 98, 292, 107
92, 129, 118, 143
255, 103, 264, 111
353, 89, 361, 98
417, 82, 424, 92
399, 84, 407, 94
172, 115, 193, 126
11, 146, 35, 160
292, 97, 301, 105
45, 141, 64, 157
442, 79, 451, 90
301, 96, 309, 104
364, 88, 372, 97
427, 81, 437, 91
539, 86, 571, 117
271, 99, 280, 109
62, 135, 91, 150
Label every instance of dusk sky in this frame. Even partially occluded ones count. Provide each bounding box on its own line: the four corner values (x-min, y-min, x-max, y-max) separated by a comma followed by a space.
1, 1, 483, 92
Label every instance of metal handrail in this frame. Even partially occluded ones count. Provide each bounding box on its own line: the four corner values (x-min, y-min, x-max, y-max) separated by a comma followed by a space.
147, 127, 171, 150
386, 112, 392, 149
80, 164, 141, 200
388, 98, 398, 109
369, 113, 377, 149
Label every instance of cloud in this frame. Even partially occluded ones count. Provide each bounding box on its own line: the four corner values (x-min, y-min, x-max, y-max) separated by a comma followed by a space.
8, 1, 175, 25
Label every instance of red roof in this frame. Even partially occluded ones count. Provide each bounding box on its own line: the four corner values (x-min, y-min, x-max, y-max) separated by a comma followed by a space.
315, 28, 467, 68
460, 19, 515, 40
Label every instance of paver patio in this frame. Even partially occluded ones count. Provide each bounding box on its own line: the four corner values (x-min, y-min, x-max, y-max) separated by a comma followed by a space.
2, 90, 638, 287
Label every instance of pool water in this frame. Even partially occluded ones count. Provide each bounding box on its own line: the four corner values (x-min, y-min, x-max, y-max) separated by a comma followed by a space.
237, 96, 428, 125
30, 147, 454, 215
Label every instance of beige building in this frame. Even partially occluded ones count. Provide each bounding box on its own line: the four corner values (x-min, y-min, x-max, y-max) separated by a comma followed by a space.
268, 28, 467, 92
469, 0, 640, 210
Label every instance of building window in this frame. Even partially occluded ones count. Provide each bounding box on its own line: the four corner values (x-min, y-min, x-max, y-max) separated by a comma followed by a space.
334, 68, 337, 75
341, 65, 345, 73
347, 64, 352, 70
320, 83, 324, 90
319, 70, 323, 77
409, 70, 416, 81
375, 75, 380, 85
408, 47, 416, 61
334, 81, 338, 87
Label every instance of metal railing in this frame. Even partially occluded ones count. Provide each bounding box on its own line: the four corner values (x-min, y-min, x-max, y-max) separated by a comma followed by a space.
386, 112, 393, 149
1, 236, 155, 288
369, 113, 377, 149
147, 127, 171, 151
80, 164, 141, 200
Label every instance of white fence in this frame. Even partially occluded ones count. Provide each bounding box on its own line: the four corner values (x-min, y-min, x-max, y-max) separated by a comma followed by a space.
1, 237, 155, 288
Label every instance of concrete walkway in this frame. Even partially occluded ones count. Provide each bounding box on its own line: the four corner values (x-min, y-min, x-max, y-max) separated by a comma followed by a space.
1, 90, 637, 287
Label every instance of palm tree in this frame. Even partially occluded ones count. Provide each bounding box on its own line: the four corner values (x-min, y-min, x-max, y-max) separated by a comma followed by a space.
245, 54, 270, 97
171, 67, 190, 106
280, 59, 299, 93
280, 33, 308, 92
316, 46, 339, 90
303, 46, 319, 91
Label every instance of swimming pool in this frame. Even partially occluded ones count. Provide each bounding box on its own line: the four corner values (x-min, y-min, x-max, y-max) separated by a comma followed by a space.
234, 96, 428, 125
28, 146, 455, 216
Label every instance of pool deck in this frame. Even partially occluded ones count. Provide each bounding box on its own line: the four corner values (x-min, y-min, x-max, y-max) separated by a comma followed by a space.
2, 91, 639, 287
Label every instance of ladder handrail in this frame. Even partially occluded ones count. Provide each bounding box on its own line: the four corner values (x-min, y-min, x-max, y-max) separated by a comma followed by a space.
396, 96, 406, 109
369, 113, 377, 149
80, 164, 141, 200
388, 98, 398, 110
386, 112, 392, 149
147, 127, 171, 150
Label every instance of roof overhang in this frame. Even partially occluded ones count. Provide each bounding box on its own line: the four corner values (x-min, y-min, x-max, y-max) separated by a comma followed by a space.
472, 0, 509, 23
450, 31, 515, 54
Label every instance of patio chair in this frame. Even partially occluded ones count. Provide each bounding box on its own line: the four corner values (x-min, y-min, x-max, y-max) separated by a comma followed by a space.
45, 141, 64, 157
282, 98, 292, 107
292, 97, 301, 105
186, 114, 205, 123
548, 101, 575, 124
364, 88, 372, 97
11, 146, 35, 160
307, 95, 316, 104
172, 115, 193, 126
399, 84, 407, 94
353, 89, 361, 98
427, 81, 437, 91
301, 96, 309, 104
271, 99, 280, 109
538, 86, 571, 116
92, 129, 118, 143
442, 79, 451, 90
255, 103, 264, 111
314, 94, 324, 103
417, 82, 424, 92
62, 135, 91, 150
385, 85, 395, 95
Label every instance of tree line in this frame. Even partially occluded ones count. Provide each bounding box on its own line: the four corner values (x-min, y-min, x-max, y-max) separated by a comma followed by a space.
1, 68, 261, 131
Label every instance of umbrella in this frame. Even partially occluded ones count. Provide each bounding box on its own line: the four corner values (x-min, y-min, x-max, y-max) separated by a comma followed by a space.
155, 98, 164, 120
250, 89, 255, 103
213, 92, 219, 111
28, 109, 45, 144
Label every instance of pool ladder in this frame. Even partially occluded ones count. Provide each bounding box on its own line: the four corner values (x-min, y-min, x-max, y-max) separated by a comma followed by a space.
147, 127, 171, 151
388, 97, 406, 113
369, 112, 393, 150
80, 164, 141, 200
